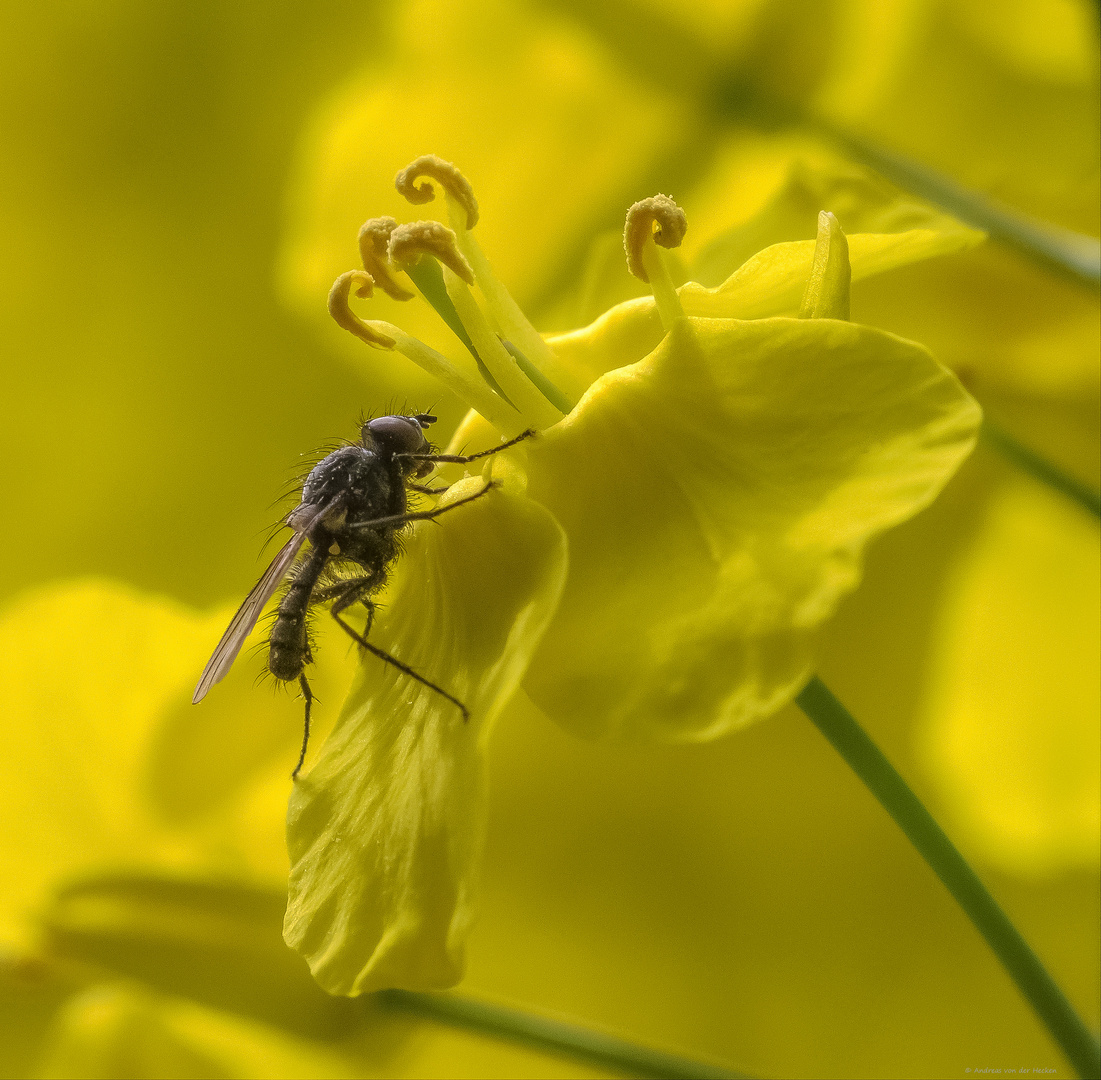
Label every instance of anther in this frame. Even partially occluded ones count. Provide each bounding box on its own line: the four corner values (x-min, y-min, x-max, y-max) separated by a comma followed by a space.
395, 154, 479, 229
358, 217, 415, 301
624, 194, 687, 282
388, 220, 475, 285
327, 271, 396, 349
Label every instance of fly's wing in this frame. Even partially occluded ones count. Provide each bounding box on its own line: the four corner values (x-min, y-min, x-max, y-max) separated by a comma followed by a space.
192, 501, 333, 703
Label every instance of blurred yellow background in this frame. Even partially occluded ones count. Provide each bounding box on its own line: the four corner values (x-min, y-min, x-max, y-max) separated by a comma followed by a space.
0, 1, 1097, 1078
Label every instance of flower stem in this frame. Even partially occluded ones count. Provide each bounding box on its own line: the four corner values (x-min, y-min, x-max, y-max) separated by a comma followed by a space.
811, 120, 1101, 288
981, 420, 1101, 520
376, 989, 746, 1079
795, 676, 1101, 1079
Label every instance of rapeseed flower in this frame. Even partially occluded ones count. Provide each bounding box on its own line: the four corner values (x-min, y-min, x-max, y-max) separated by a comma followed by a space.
277, 0, 1098, 958
3, 1, 1096, 1076
283, 155, 980, 995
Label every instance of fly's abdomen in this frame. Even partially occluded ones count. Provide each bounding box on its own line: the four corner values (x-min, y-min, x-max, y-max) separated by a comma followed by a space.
268, 546, 326, 682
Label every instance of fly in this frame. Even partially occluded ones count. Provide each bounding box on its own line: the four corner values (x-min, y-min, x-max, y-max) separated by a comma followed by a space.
193, 413, 533, 778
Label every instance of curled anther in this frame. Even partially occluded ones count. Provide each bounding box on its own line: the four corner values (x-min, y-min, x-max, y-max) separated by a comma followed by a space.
395, 154, 479, 230
624, 194, 688, 282
328, 271, 396, 349
358, 217, 415, 301
388, 220, 475, 285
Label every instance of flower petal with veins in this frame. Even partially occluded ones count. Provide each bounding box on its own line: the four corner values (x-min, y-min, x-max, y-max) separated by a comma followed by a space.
284, 476, 567, 994
524, 316, 981, 741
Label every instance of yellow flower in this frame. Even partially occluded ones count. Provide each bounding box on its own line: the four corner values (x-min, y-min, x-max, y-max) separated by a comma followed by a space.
1, 582, 577, 1078
0, 581, 394, 1078
4, 2, 1095, 1074
283, 157, 981, 995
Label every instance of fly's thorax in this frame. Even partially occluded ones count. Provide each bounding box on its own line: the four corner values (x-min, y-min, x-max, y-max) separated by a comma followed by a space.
293, 445, 405, 529
300, 446, 376, 506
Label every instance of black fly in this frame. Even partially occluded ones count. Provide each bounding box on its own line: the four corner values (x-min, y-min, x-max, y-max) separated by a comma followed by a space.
193, 413, 533, 778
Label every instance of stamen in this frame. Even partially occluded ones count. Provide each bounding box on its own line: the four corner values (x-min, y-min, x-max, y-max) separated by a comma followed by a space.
444, 268, 565, 430
358, 217, 414, 301
386, 223, 515, 406
395, 154, 479, 229
327, 271, 395, 349
799, 211, 851, 321
404, 255, 519, 409
624, 194, 687, 281
388, 220, 475, 286
455, 235, 573, 412
328, 271, 524, 436
373, 322, 526, 437
500, 340, 575, 417
393, 160, 573, 422
624, 195, 687, 331
396, 156, 576, 413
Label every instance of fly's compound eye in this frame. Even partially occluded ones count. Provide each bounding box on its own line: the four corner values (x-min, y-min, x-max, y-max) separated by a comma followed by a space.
364, 414, 428, 455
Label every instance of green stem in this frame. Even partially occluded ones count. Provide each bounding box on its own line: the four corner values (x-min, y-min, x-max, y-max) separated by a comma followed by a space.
811, 120, 1101, 288
796, 676, 1101, 1079
376, 989, 746, 1080
403, 258, 517, 409
499, 338, 575, 416
708, 79, 1100, 287
982, 420, 1101, 519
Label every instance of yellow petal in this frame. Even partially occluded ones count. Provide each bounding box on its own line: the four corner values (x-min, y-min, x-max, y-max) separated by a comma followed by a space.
852, 243, 1101, 402
544, 226, 983, 398
0, 579, 355, 944
682, 228, 983, 321
0, 583, 220, 946
524, 316, 980, 741
40, 874, 349, 1039
284, 478, 567, 994
919, 475, 1100, 875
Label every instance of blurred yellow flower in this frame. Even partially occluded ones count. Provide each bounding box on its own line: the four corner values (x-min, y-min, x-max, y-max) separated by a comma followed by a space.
919, 475, 1100, 876
283, 163, 980, 995
0, 581, 378, 1078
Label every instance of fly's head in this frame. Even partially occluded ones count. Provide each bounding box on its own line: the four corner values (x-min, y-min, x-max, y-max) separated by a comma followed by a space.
363, 413, 437, 478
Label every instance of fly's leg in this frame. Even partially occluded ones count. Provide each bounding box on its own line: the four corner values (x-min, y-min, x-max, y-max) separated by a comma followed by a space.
314, 576, 379, 636
402, 431, 535, 504
345, 481, 498, 533
329, 583, 470, 721
292, 673, 313, 780
399, 427, 536, 467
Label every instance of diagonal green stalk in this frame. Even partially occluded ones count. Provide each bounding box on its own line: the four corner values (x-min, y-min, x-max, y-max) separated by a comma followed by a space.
376, 989, 746, 1079
403, 258, 517, 408
707, 79, 1101, 287
981, 420, 1101, 519
796, 676, 1101, 1079
809, 119, 1101, 288
499, 338, 575, 415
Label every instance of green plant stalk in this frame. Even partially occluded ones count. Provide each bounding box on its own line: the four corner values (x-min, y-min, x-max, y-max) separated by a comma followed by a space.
403, 258, 517, 408
811, 120, 1101, 288
377, 989, 746, 1079
981, 420, 1101, 519
796, 676, 1101, 1079
706, 79, 1100, 287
